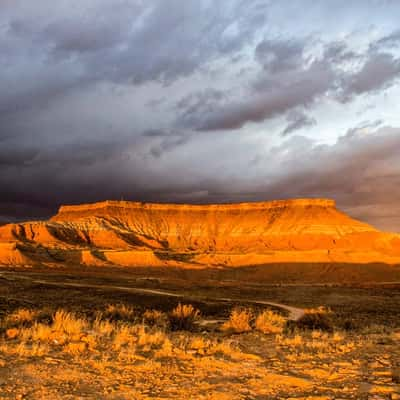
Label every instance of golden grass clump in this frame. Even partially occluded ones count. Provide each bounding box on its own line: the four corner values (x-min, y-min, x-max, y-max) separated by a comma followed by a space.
9, 310, 89, 349
169, 303, 200, 331
5, 308, 38, 327
221, 308, 252, 333
93, 317, 115, 337
137, 327, 166, 351
332, 331, 345, 342
113, 325, 137, 350
103, 304, 137, 322
143, 309, 169, 329
52, 310, 88, 336
28, 323, 54, 343
154, 337, 174, 358
255, 310, 286, 334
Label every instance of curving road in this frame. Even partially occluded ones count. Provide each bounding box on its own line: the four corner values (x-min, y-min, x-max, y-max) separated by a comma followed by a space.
0, 271, 305, 321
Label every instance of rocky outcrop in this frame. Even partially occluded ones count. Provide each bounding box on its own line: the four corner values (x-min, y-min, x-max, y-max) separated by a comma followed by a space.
0, 198, 400, 268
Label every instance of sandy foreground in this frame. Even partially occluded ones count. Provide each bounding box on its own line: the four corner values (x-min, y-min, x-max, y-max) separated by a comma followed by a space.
0, 306, 399, 399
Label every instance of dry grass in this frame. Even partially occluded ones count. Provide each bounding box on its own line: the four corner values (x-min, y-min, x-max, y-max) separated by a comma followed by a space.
63, 341, 88, 355
168, 303, 200, 331
0, 306, 198, 360
52, 310, 88, 336
221, 308, 252, 333
255, 310, 286, 334
275, 329, 357, 355
112, 324, 137, 350
5, 308, 38, 327
93, 317, 115, 337
137, 327, 166, 351
0, 303, 399, 400
221, 308, 288, 334
6, 310, 91, 353
143, 309, 169, 328
103, 303, 137, 322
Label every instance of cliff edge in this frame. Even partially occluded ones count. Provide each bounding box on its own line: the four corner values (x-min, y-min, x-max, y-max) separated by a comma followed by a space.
0, 198, 399, 271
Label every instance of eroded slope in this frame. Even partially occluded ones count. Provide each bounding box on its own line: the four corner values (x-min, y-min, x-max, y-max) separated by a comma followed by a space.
1, 198, 400, 268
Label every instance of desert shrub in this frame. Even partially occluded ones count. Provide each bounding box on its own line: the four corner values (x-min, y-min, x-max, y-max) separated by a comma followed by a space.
341, 318, 358, 331
137, 326, 166, 350
113, 325, 137, 350
155, 337, 173, 358
4, 308, 38, 328
143, 309, 169, 329
295, 307, 334, 332
168, 303, 200, 331
27, 323, 54, 343
255, 310, 285, 334
93, 318, 115, 337
52, 310, 88, 336
12, 310, 88, 346
221, 308, 252, 334
103, 304, 137, 323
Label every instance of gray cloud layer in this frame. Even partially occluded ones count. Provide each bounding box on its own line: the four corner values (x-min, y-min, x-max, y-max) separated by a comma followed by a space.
176, 41, 400, 132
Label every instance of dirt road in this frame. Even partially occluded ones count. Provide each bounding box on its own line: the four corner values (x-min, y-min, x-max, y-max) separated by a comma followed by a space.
0, 270, 305, 320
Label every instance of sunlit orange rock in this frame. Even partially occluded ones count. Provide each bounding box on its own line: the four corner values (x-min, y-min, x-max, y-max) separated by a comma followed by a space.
0, 198, 399, 268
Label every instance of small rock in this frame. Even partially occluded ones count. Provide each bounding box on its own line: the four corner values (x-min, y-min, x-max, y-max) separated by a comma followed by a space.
5, 328, 19, 339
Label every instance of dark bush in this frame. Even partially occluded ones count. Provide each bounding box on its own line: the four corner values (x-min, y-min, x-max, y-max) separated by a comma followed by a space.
294, 308, 334, 332
168, 303, 200, 331
103, 304, 137, 323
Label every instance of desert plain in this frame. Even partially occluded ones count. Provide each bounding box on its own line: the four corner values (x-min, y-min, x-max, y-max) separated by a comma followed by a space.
0, 199, 399, 399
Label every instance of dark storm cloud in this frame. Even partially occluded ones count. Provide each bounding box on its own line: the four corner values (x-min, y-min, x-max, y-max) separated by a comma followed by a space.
255, 38, 305, 73
0, 136, 142, 173
261, 127, 400, 209
176, 37, 400, 132
143, 130, 191, 158
280, 110, 316, 136
176, 89, 228, 129
0, 0, 266, 116
178, 58, 335, 131
149, 135, 190, 159
0, 147, 39, 167
339, 52, 400, 101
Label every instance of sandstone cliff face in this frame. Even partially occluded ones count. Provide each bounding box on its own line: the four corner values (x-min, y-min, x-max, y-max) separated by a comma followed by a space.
0, 198, 399, 268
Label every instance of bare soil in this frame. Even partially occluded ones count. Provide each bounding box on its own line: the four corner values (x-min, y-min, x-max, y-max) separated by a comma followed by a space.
0, 265, 399, 399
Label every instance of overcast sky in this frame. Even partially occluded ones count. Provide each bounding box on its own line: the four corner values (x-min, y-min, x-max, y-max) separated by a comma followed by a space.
1, 0, 400, 231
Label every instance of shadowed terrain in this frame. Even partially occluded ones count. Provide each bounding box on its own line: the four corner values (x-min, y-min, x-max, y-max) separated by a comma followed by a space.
0, 266, 399, 399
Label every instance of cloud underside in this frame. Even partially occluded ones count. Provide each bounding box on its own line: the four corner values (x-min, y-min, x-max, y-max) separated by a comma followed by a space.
1, 1, 400, 230
1, 126, 400, 230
